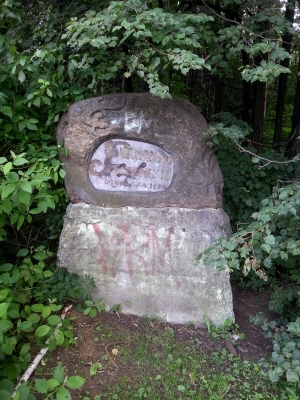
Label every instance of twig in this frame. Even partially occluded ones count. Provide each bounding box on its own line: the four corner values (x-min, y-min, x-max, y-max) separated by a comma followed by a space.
250, 324, 265, 335
105, 342, 125, 369
235, 141, 299, 168
12, 304, 73, 397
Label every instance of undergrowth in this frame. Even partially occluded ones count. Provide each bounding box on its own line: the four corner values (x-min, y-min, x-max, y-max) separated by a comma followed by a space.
0, 0, 299, 396
29, 316, 294, 400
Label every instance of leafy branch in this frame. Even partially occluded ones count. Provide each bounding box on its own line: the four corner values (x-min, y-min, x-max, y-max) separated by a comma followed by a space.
198, 180, 300, 281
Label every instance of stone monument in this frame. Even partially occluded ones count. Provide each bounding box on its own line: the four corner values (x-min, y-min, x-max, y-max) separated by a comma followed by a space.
57, 93, 234, 326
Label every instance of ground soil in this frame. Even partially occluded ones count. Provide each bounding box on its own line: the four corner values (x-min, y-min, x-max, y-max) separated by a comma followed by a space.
32, 282, 276, 399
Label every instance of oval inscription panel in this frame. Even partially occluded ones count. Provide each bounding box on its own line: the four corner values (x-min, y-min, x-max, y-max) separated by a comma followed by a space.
89, 139, 173, 192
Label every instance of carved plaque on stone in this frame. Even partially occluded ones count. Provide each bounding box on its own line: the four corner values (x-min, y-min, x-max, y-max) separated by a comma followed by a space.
56, 93, 224, 209
88, 139, 173, 192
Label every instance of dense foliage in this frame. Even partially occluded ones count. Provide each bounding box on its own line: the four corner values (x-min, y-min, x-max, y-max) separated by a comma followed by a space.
1, 0, 300, 397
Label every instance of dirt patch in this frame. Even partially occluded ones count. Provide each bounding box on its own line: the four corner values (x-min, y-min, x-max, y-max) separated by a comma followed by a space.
31, 283, 275, 399
231, 283, 276, 359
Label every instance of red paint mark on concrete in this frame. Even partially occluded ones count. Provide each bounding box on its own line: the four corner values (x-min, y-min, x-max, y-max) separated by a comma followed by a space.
93, 224, 108, 276
121, 223, 149, 277
93, 223, 120, 277
122, 224, 133, 277
150, 227, 157, 276
165, 227, 181, 289
92, 223, 181, 288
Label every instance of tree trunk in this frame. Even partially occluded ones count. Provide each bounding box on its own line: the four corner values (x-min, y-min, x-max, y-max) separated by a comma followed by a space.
273, 0, 295, 151
187, 69, 195, 102
250, 7, 272, 153
214, 79, 224, 115
251, 80, 267, 153
241, 50, 252, 125
285, 51, 300, 158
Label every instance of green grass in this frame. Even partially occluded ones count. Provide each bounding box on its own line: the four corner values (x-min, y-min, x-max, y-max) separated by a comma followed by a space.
70, 318, 298, 400
29, 312, 300, 400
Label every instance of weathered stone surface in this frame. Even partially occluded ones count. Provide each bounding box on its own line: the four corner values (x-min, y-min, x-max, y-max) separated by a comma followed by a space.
57, 93, 223, 209
57, 203, 234, 326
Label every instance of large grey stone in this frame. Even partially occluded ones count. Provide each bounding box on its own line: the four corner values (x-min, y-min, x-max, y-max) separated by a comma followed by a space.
56, 93, 223, 209
57, 203, 233, 326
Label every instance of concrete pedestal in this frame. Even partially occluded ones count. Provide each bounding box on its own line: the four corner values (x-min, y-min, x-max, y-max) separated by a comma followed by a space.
57, 203, 234, 326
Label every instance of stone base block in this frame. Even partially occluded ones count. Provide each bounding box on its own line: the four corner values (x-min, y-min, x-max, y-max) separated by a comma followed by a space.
57, 203, 234, 326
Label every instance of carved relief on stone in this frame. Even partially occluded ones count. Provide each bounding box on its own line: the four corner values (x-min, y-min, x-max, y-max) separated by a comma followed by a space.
88, 139, 173, 192
79, 95, 155, 137
187, 147, 223, 200
80, 96, 127, 135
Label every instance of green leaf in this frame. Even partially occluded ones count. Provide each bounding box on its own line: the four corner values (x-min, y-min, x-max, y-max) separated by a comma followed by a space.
54, 329, 64, 346
89, 363, 101, 376
268, 370, 280, 382
18, 121, 27, 131
19, 321, 33, 332
2, 342, 14, 355
27, 313, 41, 324
264, 235, 275, 245
0, 263, 13, 272
16, 382, 30, 400
42, 96, 51, 105
43, 270, 53, 278
46, 379, 59, 390
35, 378, 48, 394
0, 379, 14, 394
16, 248, 29, 257
20, 343, 30, 357
18, 70, 26, 83
3, 162, 13, 175
1, 106, 12, 119
83, 307, 91, 315
13, 158, 28, 166
153, 57, 161, 68
0, 390, 12, 400
47, 315, 61, 326
10, 211, 19, 225
17, 214, 25, 230
286, 369, 299, 383
42, 305, 51, 319
6, 172, 19, 182
56, 388, 71, 400
48, 337, 57, 353
53, 364, 65, 384
1, 183, 16, 199
31, 304, 44, 312
89, 308, 97, 318
0, 320, 13, 333
0, 303, 9, 318
0, 288, 9, 301
65, 376, 85, 389
292, 349, 300, 361
7, 309, 19, 319
261, 244, 271, 253
26, 122, 38, 131
35, 325, 51, 337
177, 385, 186, 392
33, 252, 47, 261
16, 189, 31, 206
0, 157, 7, 164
